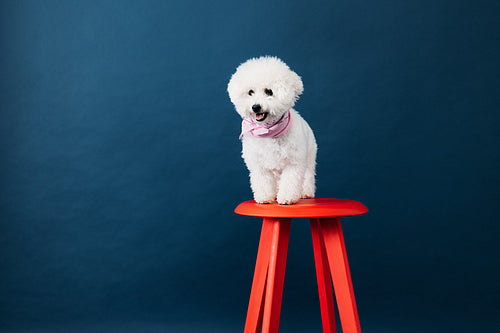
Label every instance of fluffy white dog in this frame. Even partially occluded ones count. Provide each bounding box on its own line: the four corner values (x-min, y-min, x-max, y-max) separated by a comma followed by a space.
228, 56, 317, 204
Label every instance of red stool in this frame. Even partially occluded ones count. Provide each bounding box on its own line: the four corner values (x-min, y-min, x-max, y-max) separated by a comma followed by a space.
235, 198, 368, 333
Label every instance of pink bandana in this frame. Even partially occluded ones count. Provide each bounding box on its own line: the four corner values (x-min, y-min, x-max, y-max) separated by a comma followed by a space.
239, 111, 292, 139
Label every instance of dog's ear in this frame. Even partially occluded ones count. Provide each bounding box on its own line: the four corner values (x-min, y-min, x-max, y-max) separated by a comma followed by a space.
290, 71, 304, 97
275, 71, 304, 105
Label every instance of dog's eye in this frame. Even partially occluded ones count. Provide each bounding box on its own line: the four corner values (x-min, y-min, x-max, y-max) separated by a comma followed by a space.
264, 88, 273, 96
248, 90, 254, 96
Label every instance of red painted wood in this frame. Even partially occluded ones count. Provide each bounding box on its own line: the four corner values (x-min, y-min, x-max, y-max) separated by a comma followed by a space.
234, 198, 368, 218
321, 218, 362, 333
244, 219, 274, 333
310, 218, 337, 333
261, 219, 291, 333
238, 199, 367, 333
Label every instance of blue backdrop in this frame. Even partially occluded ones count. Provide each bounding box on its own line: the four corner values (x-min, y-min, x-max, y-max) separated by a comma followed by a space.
1, 0, 498, 332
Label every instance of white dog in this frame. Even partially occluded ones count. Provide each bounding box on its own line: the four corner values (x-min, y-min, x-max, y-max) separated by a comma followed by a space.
228, 56, 317, 204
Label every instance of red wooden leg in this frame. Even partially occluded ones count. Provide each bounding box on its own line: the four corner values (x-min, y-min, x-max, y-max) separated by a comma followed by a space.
261, 218, 291, 333
310, 218, 337, 333
244, 218, 275, 333
320, 218, 361, 333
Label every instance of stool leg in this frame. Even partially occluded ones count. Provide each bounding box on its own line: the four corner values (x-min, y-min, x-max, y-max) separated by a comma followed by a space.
320, 217, 361, 333
244, 218, 291, 333
261, 218, 291, 333
310, 218, 337, 333
244, 218, 275, 333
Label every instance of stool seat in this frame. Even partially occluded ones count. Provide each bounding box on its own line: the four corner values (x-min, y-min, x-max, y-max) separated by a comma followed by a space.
235, 198, 368, 218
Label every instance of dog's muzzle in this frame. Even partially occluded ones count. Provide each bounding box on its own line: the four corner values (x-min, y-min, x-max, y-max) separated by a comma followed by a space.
252, 104, 268, 122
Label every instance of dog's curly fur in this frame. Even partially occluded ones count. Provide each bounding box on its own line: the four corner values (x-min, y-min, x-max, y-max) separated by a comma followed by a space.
228, 56, 317, 204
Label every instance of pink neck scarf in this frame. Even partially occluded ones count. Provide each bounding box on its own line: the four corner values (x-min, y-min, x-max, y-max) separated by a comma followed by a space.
239, 110, 292, 139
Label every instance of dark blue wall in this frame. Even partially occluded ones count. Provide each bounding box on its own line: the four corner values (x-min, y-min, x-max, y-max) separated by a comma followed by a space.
1, 0, 498, 331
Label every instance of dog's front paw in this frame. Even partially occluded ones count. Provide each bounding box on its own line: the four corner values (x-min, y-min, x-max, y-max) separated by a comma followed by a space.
255, 198, 275, 204
276, 194, 300, 205
254, 194, 276, 204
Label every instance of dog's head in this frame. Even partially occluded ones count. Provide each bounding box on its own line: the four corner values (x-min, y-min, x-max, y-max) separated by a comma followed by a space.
227, 56, 303, 124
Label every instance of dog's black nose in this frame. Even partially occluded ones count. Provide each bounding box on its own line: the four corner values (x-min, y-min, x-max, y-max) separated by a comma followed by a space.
252, 104, 262, 113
